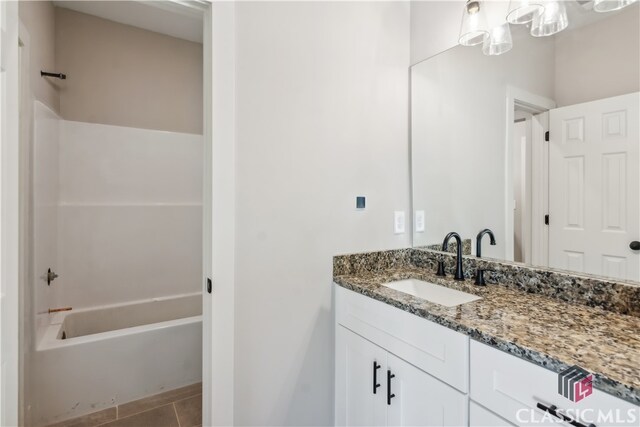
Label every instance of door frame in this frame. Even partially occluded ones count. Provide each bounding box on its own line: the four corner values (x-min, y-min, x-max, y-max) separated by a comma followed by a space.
504, 86, 555, 263
201, 1, 236, 425
144, 3, 238, 425
0, 1, 237, 425
1, 1, 20, 426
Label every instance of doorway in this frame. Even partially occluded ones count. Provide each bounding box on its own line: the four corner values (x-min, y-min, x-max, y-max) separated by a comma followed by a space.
505, 88, 555, 265
1, 2, 237, 426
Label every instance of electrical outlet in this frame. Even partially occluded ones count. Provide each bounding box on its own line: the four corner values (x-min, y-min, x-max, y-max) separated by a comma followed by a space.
394, 211, 405, 234
415, 210, 425, 233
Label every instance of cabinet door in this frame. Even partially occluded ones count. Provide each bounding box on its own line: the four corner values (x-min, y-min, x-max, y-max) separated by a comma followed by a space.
470, 402, 515, 427
336, 326, 387, 426
386, 353, 467, 427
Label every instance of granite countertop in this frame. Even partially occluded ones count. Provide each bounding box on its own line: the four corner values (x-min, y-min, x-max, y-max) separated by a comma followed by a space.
333, 265, 640, 405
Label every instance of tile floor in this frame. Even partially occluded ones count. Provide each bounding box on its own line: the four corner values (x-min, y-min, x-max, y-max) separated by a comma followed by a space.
47, 383, 202, 427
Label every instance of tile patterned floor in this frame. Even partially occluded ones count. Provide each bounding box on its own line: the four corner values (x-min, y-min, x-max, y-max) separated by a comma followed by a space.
47, 383, 202, 427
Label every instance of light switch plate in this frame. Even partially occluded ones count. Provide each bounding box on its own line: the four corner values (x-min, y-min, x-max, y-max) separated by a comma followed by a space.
415, 210, 425, 233
394, 211, 405, 234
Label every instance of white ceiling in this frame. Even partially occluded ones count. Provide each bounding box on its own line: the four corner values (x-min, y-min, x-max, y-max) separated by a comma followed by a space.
53, 1, 203, 43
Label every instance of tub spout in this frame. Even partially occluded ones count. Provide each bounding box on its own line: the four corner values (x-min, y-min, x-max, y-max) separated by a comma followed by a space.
48, 307, 72, 314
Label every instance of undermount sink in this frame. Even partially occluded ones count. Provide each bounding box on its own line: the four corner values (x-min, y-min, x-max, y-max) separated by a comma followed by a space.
382, 279, 481, 307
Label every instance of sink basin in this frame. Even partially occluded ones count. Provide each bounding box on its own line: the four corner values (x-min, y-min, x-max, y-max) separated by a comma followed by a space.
382, 279, 481, 307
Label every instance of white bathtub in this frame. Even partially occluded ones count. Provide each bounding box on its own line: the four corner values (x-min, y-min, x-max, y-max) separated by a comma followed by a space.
31, 293, 202, 426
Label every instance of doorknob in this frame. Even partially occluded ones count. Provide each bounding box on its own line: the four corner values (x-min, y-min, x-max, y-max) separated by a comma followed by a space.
631, 241, 640, 250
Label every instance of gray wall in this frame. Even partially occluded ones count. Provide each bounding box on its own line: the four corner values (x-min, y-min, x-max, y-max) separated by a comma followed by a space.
19, 1, 59, 112
234, 2, 411, 424
554, 8, 640, 107
55, 7, 203, 134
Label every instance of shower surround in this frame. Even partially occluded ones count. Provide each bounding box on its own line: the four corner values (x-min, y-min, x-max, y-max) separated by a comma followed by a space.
29, 101, 203, 426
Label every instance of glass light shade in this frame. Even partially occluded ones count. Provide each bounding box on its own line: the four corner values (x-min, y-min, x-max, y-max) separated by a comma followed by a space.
459, 1, 488, 46
530, 0, 568, 37
593, 0, 638, 12
482, 23, 513, 56
506, 0, 545, 24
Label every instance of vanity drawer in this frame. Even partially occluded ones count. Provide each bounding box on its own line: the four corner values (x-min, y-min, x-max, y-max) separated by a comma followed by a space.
470, 401, 515, 427
335, 285, 468, 392
470, 340, 639, 427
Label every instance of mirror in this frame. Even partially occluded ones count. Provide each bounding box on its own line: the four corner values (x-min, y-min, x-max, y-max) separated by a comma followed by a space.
411, 1, 639, 282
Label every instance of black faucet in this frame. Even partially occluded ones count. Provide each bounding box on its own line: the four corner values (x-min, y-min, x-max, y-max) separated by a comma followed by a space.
435, 232, 465, 281
475, 228, 496, 285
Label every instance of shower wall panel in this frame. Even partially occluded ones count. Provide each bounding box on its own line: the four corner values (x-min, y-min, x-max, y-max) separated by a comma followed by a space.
55, 120, 203, 309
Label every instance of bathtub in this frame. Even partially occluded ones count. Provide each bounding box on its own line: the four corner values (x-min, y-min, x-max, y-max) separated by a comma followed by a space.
31, 293, 202, 426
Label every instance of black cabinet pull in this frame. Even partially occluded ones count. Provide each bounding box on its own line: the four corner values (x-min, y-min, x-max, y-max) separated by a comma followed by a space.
372, 361, 381, 394
630, 241, 640, 250
536, 403, 595, 427
387, 370, 395, 405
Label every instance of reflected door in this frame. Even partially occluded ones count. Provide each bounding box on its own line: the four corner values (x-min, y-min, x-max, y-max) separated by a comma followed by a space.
549, 92, 640, 280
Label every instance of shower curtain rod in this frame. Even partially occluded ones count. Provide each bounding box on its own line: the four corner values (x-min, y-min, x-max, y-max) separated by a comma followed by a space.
41, 71, 66, 80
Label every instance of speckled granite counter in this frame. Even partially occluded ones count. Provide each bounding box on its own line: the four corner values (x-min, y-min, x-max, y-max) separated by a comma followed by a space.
333, 249, 640, 405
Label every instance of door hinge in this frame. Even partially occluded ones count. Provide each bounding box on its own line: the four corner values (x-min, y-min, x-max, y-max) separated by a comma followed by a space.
544, 214, 550, 225
545, 131, 550, 142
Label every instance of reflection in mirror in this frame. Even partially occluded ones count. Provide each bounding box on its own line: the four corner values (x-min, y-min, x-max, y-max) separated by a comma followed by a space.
411, 1, 639, 282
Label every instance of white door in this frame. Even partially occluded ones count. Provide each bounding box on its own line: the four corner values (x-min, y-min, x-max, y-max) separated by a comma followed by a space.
0, 1, 20, 425
386, 353, 467, 427
549, 93, 640, 280
335, 326, 387, 427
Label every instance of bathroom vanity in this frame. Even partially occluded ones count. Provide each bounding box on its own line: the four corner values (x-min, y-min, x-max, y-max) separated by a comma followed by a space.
335, 3, 640, 425
333, 249, 640, 427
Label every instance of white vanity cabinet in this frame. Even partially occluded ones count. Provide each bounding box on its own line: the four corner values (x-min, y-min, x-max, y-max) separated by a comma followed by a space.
335, 284, 640, 427
470, 341, 640, 427
335, 326, 387, 426
385, 352, 467, 426
335, 286, 468, 427
335, 326, 466, 427
470, 402, 516, 427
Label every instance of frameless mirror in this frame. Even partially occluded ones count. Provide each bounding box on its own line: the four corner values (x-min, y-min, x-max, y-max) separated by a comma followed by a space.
411, 1, 640, 282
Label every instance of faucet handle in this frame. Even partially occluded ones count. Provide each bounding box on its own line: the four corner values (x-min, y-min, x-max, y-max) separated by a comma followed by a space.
436, 260, 446, 277
474, 268, 495, 286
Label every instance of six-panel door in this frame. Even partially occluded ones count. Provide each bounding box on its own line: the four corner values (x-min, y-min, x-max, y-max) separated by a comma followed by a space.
549, 92, 640, 280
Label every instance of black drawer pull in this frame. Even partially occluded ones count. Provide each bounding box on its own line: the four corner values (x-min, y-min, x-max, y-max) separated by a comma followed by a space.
373, 361, 381, 394
536, 403, 595, 427
387, 370, 395, 405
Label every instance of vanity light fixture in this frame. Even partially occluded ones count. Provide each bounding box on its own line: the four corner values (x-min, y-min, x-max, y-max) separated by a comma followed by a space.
458, 0, 489, 46
458, 0, 632, 55
506, 0, 545, 24
482, 23, 513, 56
593, 0, 638, 12
530, 0, 568, 37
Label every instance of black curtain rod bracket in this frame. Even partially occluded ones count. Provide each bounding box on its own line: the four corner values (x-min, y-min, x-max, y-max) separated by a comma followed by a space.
41, 71, 66, 80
